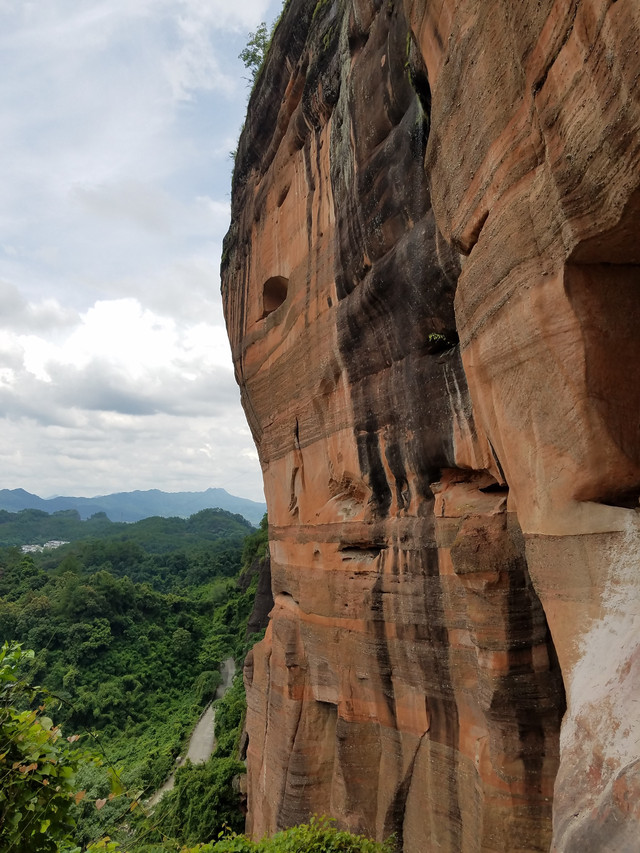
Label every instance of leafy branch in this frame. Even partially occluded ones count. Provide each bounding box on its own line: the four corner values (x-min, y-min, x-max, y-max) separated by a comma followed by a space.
238, 22, 270, 83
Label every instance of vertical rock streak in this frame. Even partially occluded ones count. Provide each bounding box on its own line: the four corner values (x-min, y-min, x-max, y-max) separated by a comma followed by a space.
222, 0, 640, 850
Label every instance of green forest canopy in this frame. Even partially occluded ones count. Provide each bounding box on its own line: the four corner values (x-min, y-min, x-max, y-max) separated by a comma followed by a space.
0, 510, 391, 852
0, 509, 266, 850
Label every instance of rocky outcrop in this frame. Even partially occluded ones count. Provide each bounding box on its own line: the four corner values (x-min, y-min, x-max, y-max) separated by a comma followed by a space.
221, 1, 640, 850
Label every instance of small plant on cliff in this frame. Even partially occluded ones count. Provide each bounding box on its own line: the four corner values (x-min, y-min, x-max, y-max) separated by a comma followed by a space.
312, 0, 331, 20
426, 331, 457, 353
428, 332, 448, 345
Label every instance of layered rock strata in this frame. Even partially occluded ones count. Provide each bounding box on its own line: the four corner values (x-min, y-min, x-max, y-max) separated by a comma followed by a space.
222, 0, 640, 850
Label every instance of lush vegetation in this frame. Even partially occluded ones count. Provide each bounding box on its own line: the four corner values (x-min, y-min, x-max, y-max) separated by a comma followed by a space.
0, 506, 251, 551
0, 510, 391, 852
0, 509, 265, 851
188, 817, 394, 852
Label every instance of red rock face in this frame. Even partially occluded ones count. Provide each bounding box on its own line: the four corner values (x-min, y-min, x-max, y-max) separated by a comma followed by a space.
407, 1, 640, 849
222, 1, 640, 850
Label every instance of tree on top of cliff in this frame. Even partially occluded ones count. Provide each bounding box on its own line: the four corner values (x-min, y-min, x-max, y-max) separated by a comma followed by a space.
239, 23, 269, 82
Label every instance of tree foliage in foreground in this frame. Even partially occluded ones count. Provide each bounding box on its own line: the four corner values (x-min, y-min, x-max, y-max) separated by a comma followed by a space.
0, 642, 96, 852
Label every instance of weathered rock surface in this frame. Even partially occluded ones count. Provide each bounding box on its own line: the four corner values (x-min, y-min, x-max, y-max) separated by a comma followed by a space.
222, 0, 640, 850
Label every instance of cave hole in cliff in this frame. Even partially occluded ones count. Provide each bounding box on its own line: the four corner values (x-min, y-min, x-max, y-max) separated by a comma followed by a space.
262, 275, 289, 317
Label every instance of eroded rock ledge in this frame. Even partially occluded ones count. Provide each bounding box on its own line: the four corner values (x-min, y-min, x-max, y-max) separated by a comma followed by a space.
221, 1, 640, 850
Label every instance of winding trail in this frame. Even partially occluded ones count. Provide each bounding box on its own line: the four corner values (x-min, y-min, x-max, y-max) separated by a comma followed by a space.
148, 656, 236, 806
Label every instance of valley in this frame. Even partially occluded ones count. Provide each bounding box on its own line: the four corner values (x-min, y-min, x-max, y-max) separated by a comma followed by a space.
0, 508, 268, 850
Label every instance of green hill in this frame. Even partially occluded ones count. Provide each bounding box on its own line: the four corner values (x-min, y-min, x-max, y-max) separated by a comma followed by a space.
0, 505, 252, 554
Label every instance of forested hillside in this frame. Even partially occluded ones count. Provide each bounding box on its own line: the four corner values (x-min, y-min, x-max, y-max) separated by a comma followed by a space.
0, 509, 267, 850
0, 505, 252, 551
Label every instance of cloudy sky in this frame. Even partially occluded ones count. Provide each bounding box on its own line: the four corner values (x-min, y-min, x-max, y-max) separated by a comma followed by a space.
0, 0, 283, 502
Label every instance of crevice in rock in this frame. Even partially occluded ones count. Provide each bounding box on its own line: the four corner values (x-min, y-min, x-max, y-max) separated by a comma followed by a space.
338, 543, 385, 560
531, 1, 579, 96
600, 489, 640, 509
478, 481, 509, 494
371, 574, 397, 724
383, 731, 427, 851
275, 696, 305, 831
404, 30, 431, 124
459, 208, 489, 256
488, 439, 507, 483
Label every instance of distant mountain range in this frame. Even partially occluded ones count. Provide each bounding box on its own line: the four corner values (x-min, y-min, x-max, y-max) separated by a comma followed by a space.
0, 487, 266, 526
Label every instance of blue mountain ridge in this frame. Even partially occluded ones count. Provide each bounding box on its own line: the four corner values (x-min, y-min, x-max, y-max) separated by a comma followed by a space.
0, 487, 266, 526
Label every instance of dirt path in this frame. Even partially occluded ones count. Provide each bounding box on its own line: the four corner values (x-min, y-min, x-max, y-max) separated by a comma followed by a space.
147, 656, 236, 806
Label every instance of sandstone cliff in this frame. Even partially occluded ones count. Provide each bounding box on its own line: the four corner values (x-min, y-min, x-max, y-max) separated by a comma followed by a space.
221, 1, 640, 850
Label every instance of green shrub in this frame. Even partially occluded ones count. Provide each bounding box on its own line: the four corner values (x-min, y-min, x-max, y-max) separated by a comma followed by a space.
189, 816, 394, 852
152, 755, 246, 846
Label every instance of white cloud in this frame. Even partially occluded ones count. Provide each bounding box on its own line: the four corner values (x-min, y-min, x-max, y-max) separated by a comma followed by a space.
165, 22, 235, 102
72, 182, 173, 235
0, 411, 264, 501
3, 296, 232, 393
0, 280, 79, 334
0, 0, 284, 502
0, 294, 252, 492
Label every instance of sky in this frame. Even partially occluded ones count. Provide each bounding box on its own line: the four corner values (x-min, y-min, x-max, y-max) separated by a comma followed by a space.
0, 0, 283, 502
